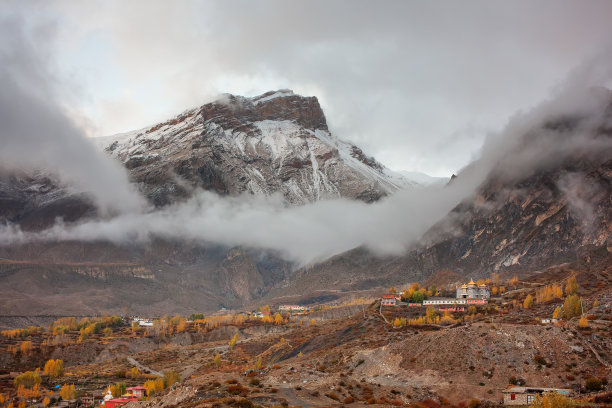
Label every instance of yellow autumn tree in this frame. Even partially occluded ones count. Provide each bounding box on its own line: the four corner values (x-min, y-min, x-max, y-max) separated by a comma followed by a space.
592, 299, 599, 308
19, 341, 33, 355
109, 383, 126, 397
440, 311, 456, 325
578, 315, 589, 328
163, 370, 181, 388
523, 294, 534, 309
42, 396, 50, 407
529, 392, 574, 408
509, 276, 519, 286
228, 333, 239, 349
563, 295, 582, 319
565, 275, 578, 295
144, 378, 165, 396
60, 384, 76, 400
213, 354, 221, 367
552, 284, 563, 298
43, 359, 64, 378
491, 286, 498, 295
425, 306, 437, 324
552, 307, 562, 319
14, 371, 41, 389
17, 384, 41, 399
274, 313, 283, 325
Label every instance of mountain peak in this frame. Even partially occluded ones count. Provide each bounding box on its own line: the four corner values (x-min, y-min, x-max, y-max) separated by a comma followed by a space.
206, 90, 327, 132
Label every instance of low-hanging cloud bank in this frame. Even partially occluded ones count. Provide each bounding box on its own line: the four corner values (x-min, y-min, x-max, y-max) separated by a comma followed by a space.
2, 79, 611, 265
0, 184, 474, 264
1, 15, 611, 264
0, 16, 144, 215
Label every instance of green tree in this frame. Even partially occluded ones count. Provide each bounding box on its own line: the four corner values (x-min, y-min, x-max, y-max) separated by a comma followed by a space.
585, 377, 603, 392
189, 313, 204, 321
110, 382, 126, 397
411, 291, 424, 303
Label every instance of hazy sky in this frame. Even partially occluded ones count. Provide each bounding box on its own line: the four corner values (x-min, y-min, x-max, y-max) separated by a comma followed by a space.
3, 0, 612, 176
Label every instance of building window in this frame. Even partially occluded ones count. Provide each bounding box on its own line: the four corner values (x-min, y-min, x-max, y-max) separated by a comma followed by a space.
510, 394, 515, 400
527, 395, 534, 403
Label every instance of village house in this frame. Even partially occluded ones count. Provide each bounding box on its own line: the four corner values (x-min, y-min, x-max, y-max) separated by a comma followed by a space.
502, 386, 572, 406
381, 293, 400, 306
80, 394, 103, 407
127, 386, 147, 398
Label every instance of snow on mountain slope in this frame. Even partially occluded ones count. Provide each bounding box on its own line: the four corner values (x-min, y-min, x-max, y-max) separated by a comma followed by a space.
95, 90, 424, 206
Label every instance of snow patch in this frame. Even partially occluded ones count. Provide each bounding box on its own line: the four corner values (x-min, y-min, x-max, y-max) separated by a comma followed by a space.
251, 90, 295, 105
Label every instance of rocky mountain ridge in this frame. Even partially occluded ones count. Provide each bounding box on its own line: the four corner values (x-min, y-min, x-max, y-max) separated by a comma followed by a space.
266, 92, 612, 299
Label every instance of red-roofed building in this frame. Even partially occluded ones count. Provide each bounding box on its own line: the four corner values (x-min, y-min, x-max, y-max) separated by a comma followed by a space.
127, 386, 147, 398
381, 294, 400, 306
104, 397, 139, 408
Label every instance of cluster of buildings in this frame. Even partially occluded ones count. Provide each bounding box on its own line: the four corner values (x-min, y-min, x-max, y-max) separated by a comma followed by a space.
381, 280, 490, 310
278, 304, 308, 313
131, 317, 154, 327
102, 386, 147, 408
252, 305, 311, 317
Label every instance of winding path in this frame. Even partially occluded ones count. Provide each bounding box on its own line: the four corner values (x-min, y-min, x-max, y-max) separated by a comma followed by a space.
127, 356, 163, 377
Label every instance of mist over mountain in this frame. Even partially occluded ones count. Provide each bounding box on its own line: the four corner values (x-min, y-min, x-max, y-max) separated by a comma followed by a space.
1, 75, 611, 314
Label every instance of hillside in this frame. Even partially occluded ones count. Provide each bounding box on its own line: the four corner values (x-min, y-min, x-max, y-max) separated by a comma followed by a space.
270, 91, 612, 298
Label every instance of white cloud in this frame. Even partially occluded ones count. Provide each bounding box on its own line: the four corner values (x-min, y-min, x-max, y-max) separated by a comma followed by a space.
12, 0, 612, 175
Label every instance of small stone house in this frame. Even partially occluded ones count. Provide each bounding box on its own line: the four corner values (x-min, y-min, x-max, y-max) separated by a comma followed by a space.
502, 386, 572, 406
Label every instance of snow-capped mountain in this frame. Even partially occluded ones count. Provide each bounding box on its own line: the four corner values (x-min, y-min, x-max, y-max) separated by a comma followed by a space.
95, 90, 420, 206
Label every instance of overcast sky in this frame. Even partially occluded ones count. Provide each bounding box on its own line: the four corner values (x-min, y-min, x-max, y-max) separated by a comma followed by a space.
3, 0, 612, 176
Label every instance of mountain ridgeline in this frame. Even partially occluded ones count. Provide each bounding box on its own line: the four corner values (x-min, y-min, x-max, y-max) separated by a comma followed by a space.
0, 89, 611, 315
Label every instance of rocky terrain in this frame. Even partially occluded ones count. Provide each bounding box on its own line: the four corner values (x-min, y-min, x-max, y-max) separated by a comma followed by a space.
1, 274, 610, 407
269, 92, 612, 298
